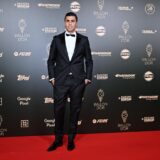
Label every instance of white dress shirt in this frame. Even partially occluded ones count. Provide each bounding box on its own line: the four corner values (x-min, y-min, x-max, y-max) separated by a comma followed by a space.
65, 31, 76, 61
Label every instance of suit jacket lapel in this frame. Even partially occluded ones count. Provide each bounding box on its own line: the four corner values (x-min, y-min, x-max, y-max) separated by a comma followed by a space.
71, 33, 81, 62
60, 32, 70, 62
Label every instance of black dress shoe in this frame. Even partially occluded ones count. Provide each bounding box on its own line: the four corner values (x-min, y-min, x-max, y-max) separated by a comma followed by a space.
67, 141, 75, 151
47, 141, 63, 151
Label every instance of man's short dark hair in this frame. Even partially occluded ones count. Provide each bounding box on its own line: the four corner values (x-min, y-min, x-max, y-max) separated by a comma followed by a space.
64, 12, 78, 22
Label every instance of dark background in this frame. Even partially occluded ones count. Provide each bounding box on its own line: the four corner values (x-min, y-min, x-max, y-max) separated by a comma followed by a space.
0, 0, 160, 137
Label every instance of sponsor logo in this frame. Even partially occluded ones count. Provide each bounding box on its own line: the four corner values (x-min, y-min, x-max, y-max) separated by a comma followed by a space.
44, 119, 55, 127
118, 96, 132, 102
70, 1, 80, 12
17, 75, 30, 81
44, 97, 54, 104
141, 116, 155, 123
14, 19, 30, 42
14, 2, 30, 9
118, 110, 131, 131
14, 51, 31, 57
76, 28, 87, 34
42, 27, 57, 34
118, 6, 134, 11
93, 0, 108, 19
0, 128, 7, 136
115, 74, 135, 79
142, 44, 156, 65
120, 49, 131, 60
145, 3, 155, 15
96, 26, 106, 36
92, 118, 108, 124
20, 120, 29, 128
119, 21, 132, 43
92, 51, 111, 57
41, 75, 48, 80
138, 95, 158, 101
38, 3, 61, 9
94, 74, 108, 80
144, 71, 154, 82
94, 89, 108, 110
39, 119, 79, 128
142, 29, 157, 34
17, 97, 31, 106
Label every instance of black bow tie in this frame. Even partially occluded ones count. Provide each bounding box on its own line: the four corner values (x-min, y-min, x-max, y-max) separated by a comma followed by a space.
66, 33, 75, 37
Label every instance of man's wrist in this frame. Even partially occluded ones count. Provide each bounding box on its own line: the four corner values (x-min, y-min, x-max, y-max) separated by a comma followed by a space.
49, 78, 55, 81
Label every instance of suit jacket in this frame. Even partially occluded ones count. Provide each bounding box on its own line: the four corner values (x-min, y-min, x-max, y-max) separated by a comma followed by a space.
47, 32, 93, 85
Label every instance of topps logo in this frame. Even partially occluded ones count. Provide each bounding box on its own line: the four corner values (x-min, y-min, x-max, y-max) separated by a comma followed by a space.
17, 75, 30, 81
44, 97, 54, 103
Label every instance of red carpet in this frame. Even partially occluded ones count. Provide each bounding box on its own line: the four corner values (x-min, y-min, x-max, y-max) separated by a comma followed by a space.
0, 131, 160, 160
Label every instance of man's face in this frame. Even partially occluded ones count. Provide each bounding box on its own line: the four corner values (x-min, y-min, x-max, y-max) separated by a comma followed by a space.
65, 16, 77, 33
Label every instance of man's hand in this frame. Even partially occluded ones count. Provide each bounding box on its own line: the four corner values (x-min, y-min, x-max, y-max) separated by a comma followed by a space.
85, 79, 91, 85
51, 79, 55, 86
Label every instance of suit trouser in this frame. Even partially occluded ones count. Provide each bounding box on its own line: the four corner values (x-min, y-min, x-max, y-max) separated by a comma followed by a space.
53, 75, 85, 141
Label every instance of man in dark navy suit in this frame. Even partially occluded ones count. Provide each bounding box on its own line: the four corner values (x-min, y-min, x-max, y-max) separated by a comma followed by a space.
47, 12, 93, 151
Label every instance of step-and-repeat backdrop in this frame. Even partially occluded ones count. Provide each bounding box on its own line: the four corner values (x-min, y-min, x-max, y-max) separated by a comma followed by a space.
0, 0, 160, 137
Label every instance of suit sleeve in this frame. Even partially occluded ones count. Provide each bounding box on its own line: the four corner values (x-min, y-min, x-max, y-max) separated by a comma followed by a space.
84, 37, 93, 81
47, 37, 57, 80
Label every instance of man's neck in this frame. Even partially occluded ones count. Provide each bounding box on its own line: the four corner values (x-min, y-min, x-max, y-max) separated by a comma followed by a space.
65, 30, 76, 34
